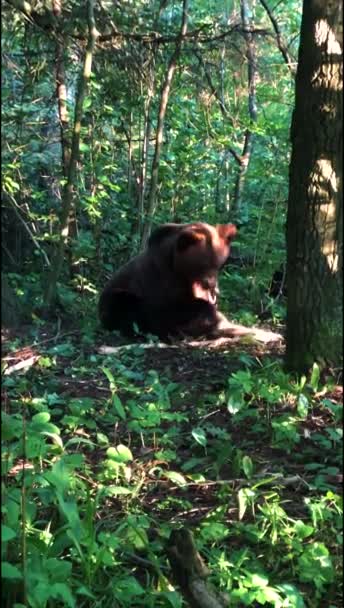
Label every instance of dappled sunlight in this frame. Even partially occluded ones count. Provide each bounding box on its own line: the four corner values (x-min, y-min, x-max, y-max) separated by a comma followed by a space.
312, 19, 342, 90
308, 158, 340, 273
314, 18, 342, 54
309, 158, 338, 197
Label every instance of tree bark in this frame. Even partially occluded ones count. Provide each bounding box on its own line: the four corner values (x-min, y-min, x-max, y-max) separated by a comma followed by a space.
167, 528, 228, 608
1, 275, 23, 328
286, 0, 343, 373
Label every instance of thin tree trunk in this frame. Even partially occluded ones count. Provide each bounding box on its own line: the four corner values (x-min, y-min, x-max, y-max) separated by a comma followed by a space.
45, 0, 99, 308
127, 111, 133, 201
53, 0, 79, 277
139, 91, 153, 236
53, 0, 70, 177
140, 0, 189, 249
286, 0, 343, 373
232, 0, 258, 211
195, 1, 257, 214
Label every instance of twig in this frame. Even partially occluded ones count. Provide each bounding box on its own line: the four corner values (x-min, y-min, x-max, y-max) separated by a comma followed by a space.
7, 194, 51, 267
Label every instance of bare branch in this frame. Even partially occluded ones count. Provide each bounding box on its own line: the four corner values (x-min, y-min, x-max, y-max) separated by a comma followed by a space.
195, 51, 242, 165
258, 0, 296, 74
6, 195, 51, 267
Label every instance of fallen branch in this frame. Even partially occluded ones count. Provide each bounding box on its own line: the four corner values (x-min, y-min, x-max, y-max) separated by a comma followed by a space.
158, 473, 310, 491
97, 324, 283, 355
3, 355, 39, 376
97, 343, 178, 355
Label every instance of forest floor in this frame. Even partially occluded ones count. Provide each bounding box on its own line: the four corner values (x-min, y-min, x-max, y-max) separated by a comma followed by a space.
2, 321, 343, 607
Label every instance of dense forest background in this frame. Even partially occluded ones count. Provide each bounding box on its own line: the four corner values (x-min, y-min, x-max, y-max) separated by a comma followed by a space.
2, 2, 342, 608
2, 0, 300, 324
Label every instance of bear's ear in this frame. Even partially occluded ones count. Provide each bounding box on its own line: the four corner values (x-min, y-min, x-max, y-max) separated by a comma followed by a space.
217, 224, 237, 241
176, 229, 206, 252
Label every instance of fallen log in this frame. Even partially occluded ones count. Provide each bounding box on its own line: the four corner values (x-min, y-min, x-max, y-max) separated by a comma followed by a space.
167, 528, 228, 608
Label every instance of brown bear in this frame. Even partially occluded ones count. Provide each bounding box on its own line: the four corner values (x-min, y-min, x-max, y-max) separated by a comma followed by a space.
98, 222, 233, 337
98, 222, 282, 344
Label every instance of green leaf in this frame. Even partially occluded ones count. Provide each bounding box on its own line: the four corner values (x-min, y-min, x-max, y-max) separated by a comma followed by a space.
297, 394, 309, 418
102, 367, 115, 389
41, 432, 64, 449
96, 432, 109, 446
164, 471, 187, 487
200, 522, 229, 542
256, 586, 281, 603
65, 437, 94, 450
238, 488, 248, 520
112, 394, 126, 420
2, 525, 16, 542
227, 393, 245, 415
38, 356, 53, 368
103, 486, 133, 496
246, 572, 269, 588
310, 362, 320, 391
160, 591, 183, 608
32, 412, 51, 424
293, 520, 314, 539
46, 558, 72, 580
230, 588, 255, 604
116, 575, 145, 596
126, 528, 149, 550
83, 98, 92, 110
297, 542, 334, 588
1, 562, 22, 579
191, 427, 207, 446
106, 444, 133, 463
276, 584, 305, 608
242, 455, 253, 479
75, 585, 97, 599
1, 412, 23, 440
50, 582, 75, 607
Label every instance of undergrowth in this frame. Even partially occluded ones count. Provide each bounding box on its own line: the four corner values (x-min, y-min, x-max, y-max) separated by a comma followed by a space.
1, 323, 342, 608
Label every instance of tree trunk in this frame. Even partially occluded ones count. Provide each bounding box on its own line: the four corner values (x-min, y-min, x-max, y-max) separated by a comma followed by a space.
53, 0, 70, 178
232, 0, 258, 212
45, 0, 98, 308
1, 275, 23, 328
286, 0, 343, 373
140, 0, 189, 250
